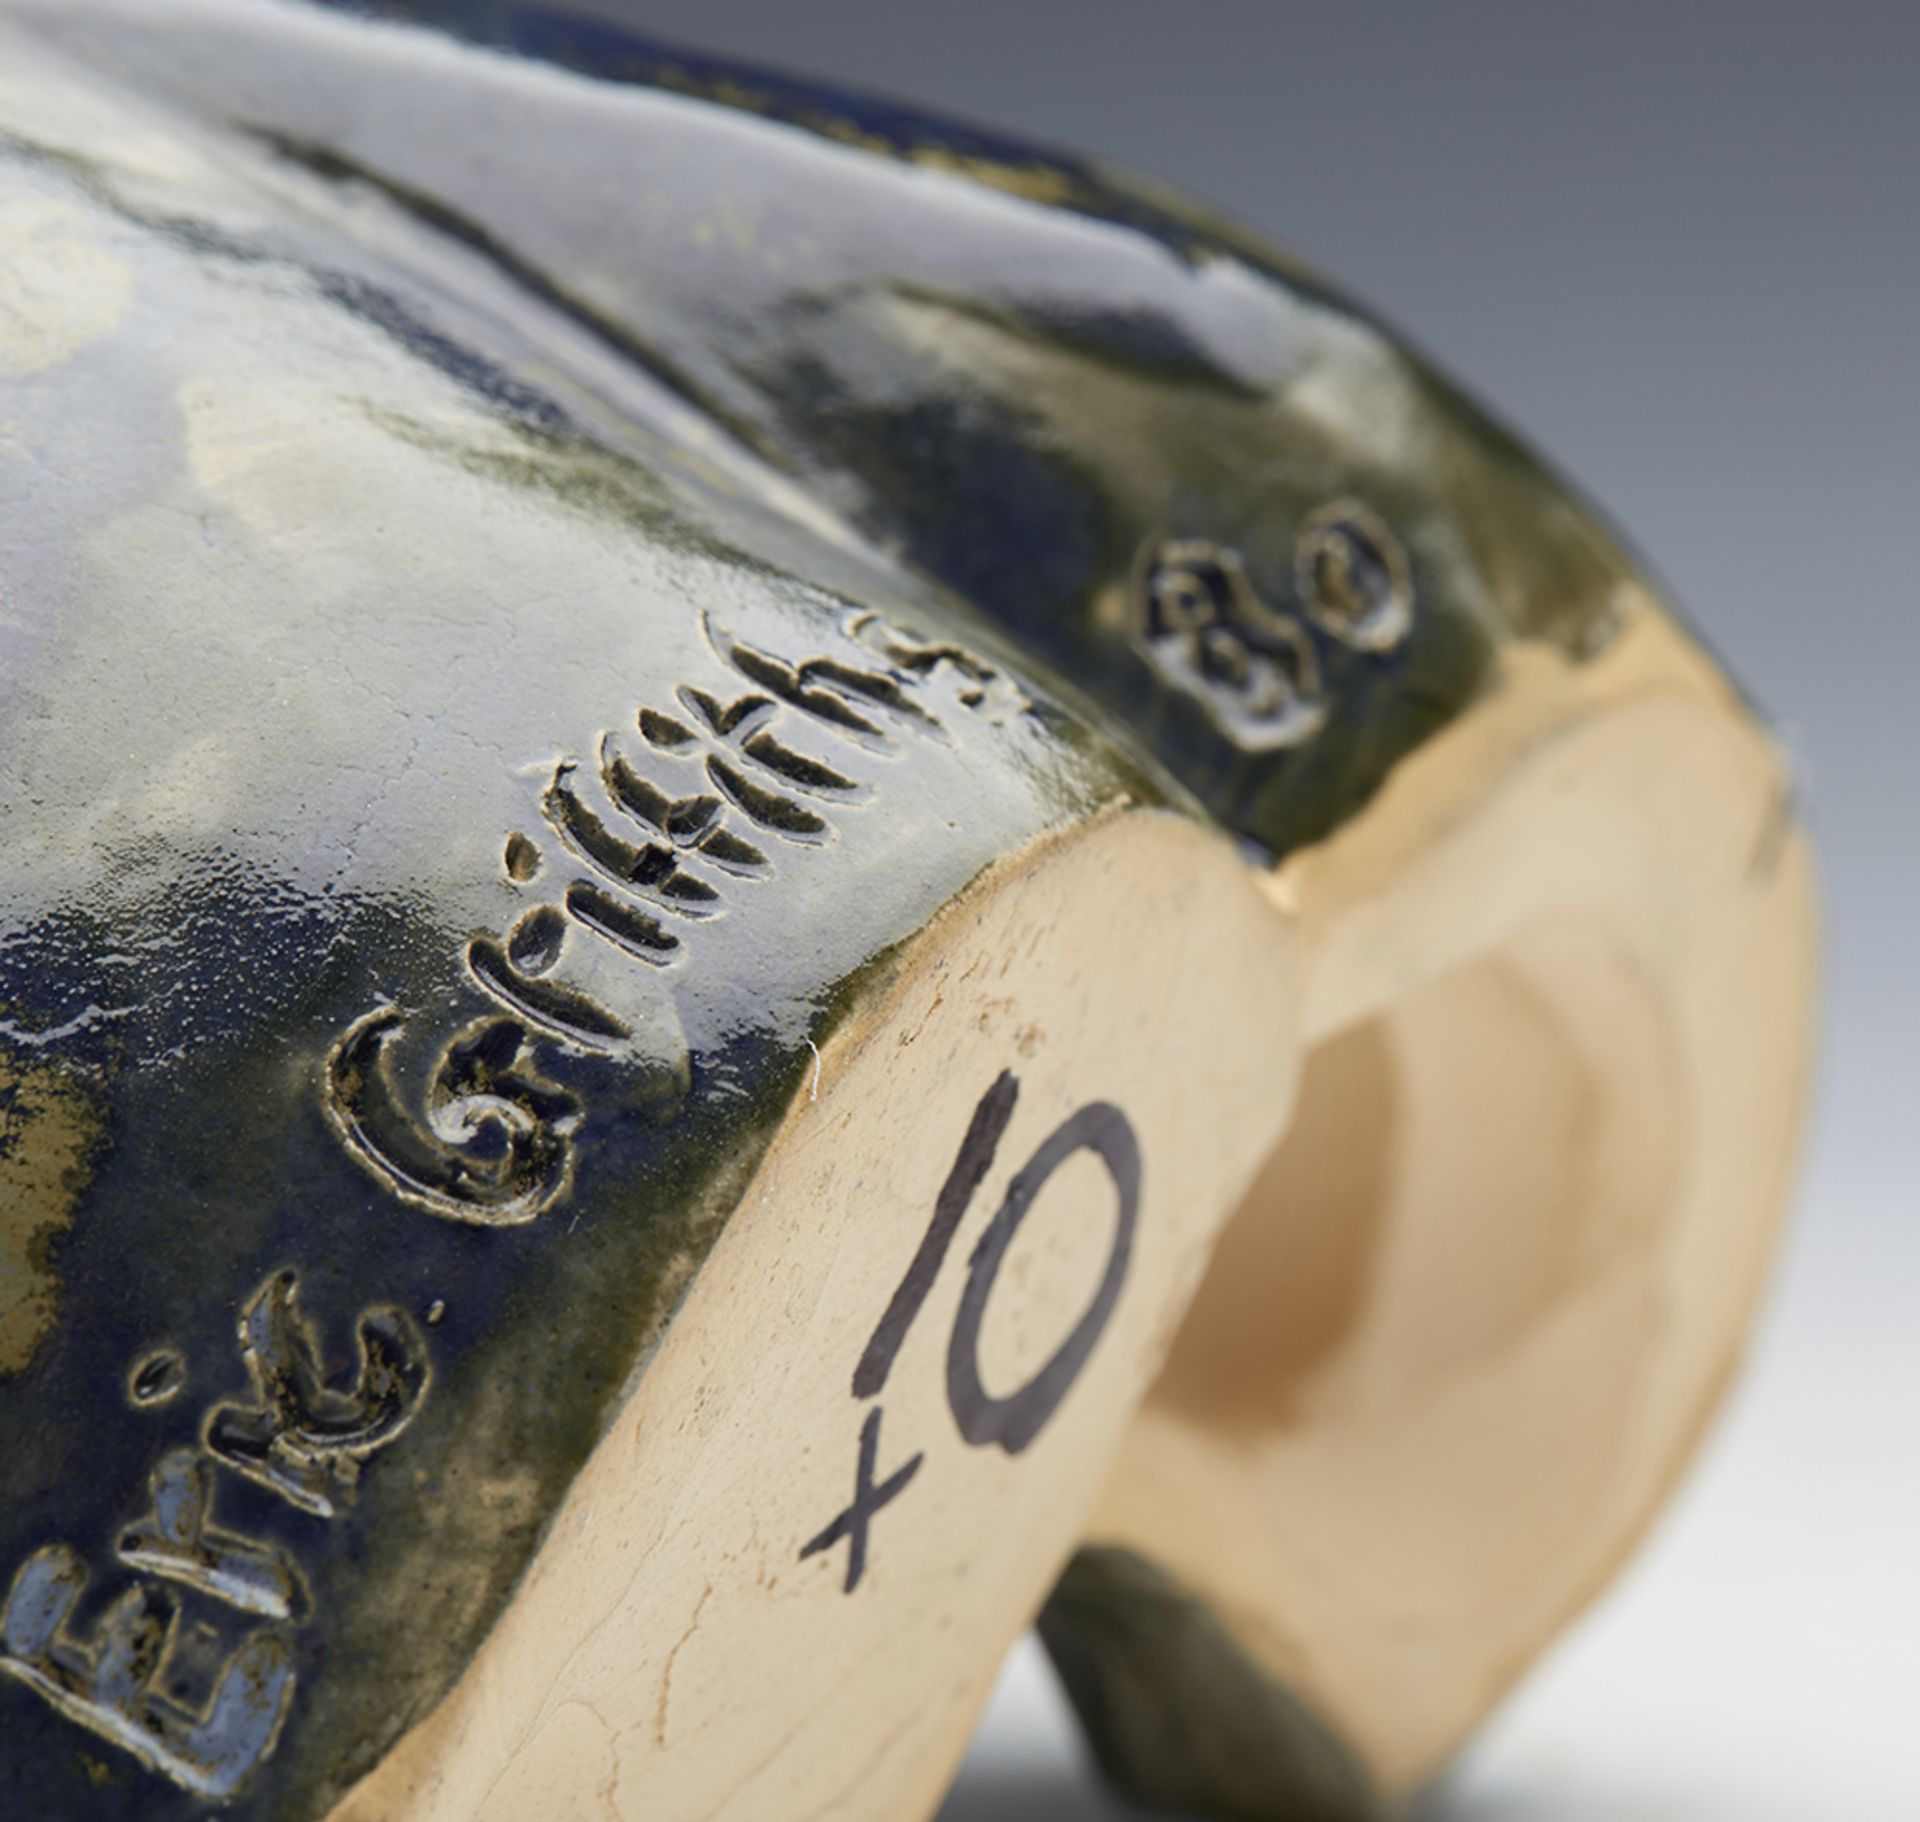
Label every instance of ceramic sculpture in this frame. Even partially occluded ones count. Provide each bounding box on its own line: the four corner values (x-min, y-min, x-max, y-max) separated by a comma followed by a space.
0, 4, 1817, 1817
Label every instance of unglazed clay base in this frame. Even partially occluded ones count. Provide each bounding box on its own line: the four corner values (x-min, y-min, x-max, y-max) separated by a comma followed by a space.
0, 5, 1815, 1819
328, 809, 1303, 1822
1060, 617, 1816, 1814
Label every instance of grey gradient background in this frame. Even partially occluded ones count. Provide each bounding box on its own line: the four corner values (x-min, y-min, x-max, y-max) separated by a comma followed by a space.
565, 4, 1915, 1816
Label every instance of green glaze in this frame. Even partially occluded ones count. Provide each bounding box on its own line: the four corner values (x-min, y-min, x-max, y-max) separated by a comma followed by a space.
1042, 1549, 1379, 1822
0, 29, 1154, 1816
0, 5, 1667, 1816
9, 0, 1640, 859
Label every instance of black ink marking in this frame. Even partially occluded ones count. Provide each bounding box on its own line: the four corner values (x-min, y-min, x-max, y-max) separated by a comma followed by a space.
946, 1103, 1141, 1456
853, 1070, 1021, 1399
797, 1406, 923, 1594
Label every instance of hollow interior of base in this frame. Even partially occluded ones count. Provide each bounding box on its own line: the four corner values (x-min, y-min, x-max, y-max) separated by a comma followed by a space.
1148, 911, 1687, 1625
